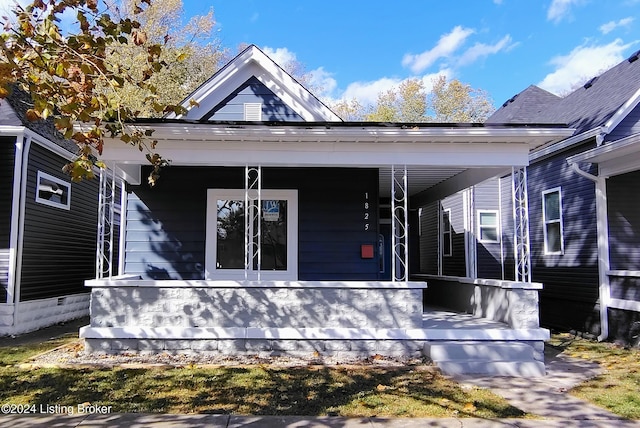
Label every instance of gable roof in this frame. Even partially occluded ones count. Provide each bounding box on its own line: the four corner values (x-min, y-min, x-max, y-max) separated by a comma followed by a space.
168, 45, 342, 122
486, 85, 561, 124
488, 50, 640, 136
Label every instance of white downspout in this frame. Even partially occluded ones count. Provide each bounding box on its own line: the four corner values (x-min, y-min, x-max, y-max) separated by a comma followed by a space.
12, 135, 32, 330
569, 161, 610, 341
7, 133, 25, 308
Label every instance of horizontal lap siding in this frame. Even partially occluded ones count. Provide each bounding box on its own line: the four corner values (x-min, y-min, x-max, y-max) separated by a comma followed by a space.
527, 141, 600, 333
500, 175, 515, 280
296, 168, 379, 280
474, 179, 503, 279
418, 202, 438, 274
441, 193, 466, 277
125, 167, 380, 281
206, 77, 303, 122
20, 143, 98, 301
607, 170, 640, 271
0, 136, 16, 303
606, 105, 640, 141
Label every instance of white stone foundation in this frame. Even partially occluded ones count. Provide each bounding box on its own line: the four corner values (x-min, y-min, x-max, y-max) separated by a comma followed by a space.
0, 293, 90, 336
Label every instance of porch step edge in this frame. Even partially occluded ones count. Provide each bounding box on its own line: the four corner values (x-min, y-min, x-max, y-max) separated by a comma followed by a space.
425, 342, 540, 362
435, 360, 547, 377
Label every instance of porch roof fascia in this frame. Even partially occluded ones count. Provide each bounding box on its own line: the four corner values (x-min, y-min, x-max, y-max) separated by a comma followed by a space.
98, 122, 574, 168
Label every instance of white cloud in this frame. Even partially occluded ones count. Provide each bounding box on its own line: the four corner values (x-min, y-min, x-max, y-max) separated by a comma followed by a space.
262, 46, 298, 66
308, 67, 337, 97
547, 0, 584, 23
599, 17, 634, 34
341, 77, 404, 106
402, 26, 475, 74
338, 70, 453, 107
457, 35, 516, 66
538, 39, 635, 95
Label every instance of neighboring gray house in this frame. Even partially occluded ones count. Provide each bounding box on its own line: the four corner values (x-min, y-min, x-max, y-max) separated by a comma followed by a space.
428, 51, 640, 344
80, 45, 573, 376
0, 89, 111, 335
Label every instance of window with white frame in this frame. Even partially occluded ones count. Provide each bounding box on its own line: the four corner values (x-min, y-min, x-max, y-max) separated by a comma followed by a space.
542, 187, 564, 254
35, 171, 71, 210
478, 210, 500, 243
442, 208, 452, 257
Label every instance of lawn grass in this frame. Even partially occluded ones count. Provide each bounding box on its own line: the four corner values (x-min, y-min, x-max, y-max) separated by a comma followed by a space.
0, 335, 525, 418
548, 333, 640, 419
0, 364, 526, 418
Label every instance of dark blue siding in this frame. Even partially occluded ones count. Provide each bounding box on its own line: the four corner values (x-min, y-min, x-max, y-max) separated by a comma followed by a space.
441, 193, 466, 277
474, 179, 503, 279
499, 174, 515, 280
606, 104, 640, 141
607, 170, 640, 270
610, 277, 640, 300
124, 167, 380, 280
527, 141, 600, 333
205, 77, 303, 122
418, 202, 438, 274
20, 142, 99, 301
0, 136, 16, 303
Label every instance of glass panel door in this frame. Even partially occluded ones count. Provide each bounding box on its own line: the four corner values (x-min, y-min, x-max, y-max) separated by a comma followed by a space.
206, 189, 297, 280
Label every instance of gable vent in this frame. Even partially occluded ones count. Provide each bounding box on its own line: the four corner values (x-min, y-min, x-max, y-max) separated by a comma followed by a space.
628, 50, 640, 63
244, 103, 262, 121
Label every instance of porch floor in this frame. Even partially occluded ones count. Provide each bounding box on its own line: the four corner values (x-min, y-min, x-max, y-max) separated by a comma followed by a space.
422, 307, 511, 330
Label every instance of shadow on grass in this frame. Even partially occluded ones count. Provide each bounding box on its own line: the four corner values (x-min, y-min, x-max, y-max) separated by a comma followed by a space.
0, 365, 526, 419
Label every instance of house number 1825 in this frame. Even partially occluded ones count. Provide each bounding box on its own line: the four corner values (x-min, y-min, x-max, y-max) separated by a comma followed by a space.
364, 192, 370, 231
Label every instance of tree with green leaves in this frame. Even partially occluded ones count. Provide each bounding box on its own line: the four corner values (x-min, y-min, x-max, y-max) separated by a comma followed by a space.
0, 0, 216, 185
428, 75, 494, 123
333, 76, 494, 123
364, 78, 427, 122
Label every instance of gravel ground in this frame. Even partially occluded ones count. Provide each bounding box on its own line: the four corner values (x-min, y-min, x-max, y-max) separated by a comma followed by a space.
26, 340, 431, 369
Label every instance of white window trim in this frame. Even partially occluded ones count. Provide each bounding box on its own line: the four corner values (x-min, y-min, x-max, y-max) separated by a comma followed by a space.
542, 187, 565, 255
35, 170, 71, 210
205, 189, 298, 280
477, 209, 500, 243
442, 208, 452, 257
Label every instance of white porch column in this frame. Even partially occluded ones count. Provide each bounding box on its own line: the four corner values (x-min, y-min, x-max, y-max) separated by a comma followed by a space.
512, 167, 532, 282
245, 166, 262, 280
96, 166, 116, 279
391, 165, 409, 281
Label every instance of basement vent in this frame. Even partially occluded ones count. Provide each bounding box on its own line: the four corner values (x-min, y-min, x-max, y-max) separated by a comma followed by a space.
244, 103, 262, 121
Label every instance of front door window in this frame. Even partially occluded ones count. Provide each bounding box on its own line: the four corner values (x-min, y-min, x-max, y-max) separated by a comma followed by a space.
206, 189, 297, 280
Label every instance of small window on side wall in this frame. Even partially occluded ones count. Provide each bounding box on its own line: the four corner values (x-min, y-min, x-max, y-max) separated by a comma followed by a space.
542, 187, 564, 255
478, 210, 500, 243
35, 171, 71, 210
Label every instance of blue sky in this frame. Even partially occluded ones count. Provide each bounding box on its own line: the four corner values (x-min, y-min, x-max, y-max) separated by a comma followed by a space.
2, 0, 639, 109
186, 0, 640, 108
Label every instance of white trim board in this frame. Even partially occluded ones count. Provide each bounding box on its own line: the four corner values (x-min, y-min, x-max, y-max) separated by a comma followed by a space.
80, 326, 550, 341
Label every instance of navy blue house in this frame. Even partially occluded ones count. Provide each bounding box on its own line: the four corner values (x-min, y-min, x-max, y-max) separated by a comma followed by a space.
79, 45, 572, 375
0, 89, 107, 335
441, 51, 640, 344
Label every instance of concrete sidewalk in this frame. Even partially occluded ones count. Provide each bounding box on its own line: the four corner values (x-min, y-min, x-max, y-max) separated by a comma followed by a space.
1, 320, 639, 427
0, 413, 638, 427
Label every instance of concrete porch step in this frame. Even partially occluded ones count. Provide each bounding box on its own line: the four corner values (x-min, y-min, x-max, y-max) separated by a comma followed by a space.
424, 341, 546, 377
436, 360, 546, 377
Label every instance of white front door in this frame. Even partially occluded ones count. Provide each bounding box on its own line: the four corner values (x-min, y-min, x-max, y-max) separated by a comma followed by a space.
205, 189, 298, 280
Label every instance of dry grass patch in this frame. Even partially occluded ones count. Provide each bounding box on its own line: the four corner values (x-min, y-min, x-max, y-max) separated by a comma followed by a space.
548, 333, 640, 419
